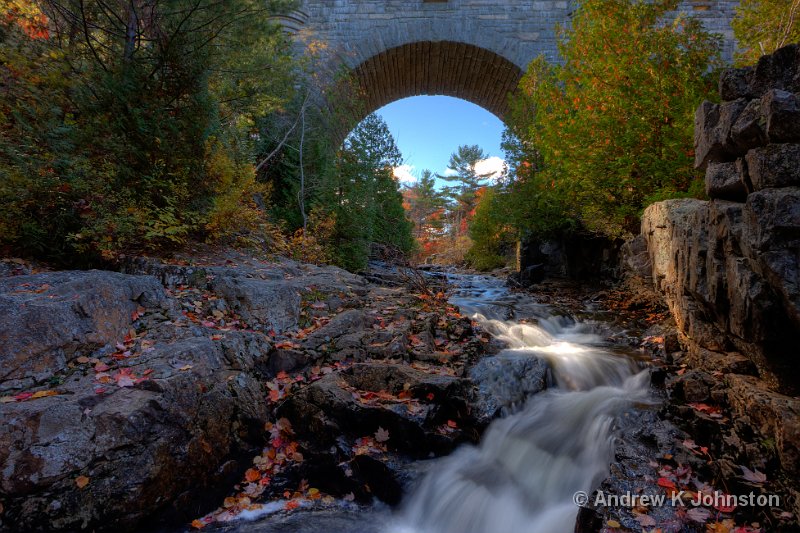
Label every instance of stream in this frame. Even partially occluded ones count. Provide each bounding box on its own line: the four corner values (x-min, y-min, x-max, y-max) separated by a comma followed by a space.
217, 272, 652, 533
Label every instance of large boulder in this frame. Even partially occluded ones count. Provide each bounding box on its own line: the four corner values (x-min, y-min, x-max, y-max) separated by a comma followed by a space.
0, 271, 167, 391
468, 354, 550, 421
0, 325, 274, 532
641, 197, 797, 385
278, 362, 476, 457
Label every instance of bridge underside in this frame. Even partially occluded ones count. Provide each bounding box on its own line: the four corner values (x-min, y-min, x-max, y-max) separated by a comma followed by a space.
351, 41, 524, 120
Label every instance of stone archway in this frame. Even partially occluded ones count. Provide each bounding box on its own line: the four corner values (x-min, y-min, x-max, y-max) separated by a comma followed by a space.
352, 41, 523, 120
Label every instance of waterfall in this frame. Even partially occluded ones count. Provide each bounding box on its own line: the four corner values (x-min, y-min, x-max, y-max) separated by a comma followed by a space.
391, 275, 650, 533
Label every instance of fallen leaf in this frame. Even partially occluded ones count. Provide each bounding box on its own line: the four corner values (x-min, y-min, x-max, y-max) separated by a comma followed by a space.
634, 513, 656, 527
179, 365, 193, 371
31, 390, 58, 399
740, 466, 767, 484
244, 468, 261, 483
685, 506, 712, 523
657, 477, 677, 489
374, 427, 390, 443
607, 519, 621, 528
190, 519, 206, 529
75, 475, 90, 489
285, 500, 300, 510
447, 420, 457, 428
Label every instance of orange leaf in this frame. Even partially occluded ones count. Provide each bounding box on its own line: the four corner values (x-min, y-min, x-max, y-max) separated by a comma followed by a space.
285, 500, 300, 510
447, 420, 457, 428
75, 475, 90, 489
245, 468, 261, 483
657, 477, 676, 489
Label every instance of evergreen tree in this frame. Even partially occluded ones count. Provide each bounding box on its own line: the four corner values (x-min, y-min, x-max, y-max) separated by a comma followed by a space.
437, 145, 493, 238
327, 113, 413, 270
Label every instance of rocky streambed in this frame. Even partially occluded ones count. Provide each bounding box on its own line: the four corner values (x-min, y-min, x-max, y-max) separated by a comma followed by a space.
0, 250, 798, 533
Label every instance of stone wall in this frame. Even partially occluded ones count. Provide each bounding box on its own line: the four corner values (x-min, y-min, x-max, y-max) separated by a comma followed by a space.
638, 44, 800, 484
288, 0, 738, 118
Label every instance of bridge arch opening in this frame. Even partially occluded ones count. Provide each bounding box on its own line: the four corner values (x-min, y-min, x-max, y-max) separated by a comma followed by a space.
351, 41, 524, 122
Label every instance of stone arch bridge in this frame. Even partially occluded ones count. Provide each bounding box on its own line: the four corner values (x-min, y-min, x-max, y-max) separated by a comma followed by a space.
279, 0, 738, 121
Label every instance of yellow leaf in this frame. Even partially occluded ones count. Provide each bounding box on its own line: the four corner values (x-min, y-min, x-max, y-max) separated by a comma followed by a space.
75, 475, 90, 489
607, 519, 621, 528
31, 390, 58, 399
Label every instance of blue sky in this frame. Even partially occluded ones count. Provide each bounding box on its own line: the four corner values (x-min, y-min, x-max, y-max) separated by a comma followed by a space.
374, 96, 507, 185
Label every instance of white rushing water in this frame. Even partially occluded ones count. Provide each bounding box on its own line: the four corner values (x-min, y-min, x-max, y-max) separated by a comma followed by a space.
390, 274, 651, 533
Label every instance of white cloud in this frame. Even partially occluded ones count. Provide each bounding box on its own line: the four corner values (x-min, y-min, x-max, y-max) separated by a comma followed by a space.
393, 164, 418, 185
475, 156, 507, 181
441, 168, 458, 177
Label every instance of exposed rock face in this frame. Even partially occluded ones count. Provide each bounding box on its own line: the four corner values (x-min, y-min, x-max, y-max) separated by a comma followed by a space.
0, 256, 372, 532
0, 271, 167, 390
640, 44, 800, 486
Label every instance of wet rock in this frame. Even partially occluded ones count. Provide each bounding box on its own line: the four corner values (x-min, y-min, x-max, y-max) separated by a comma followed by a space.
705, 160, 748, 201
0, 271, 167, 391
507, 264, 546, 288
468, 354, 549, 421
277, 363, 475, 457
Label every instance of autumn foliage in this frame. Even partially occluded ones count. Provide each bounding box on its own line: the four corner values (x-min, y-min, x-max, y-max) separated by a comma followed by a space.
500, 0, 721, 239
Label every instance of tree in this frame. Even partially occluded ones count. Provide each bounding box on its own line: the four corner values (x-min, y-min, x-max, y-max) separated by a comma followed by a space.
0, 0, 299, 263
325, 113, 414, 270
502, 0, 720, 239
437, 145, 494, 239
404, 170, 445, 239
465, 186, 515, 271
732, 0, 800, 65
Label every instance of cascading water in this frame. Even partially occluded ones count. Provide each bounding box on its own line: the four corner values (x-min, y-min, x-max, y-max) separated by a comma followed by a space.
390, 274, 651, 533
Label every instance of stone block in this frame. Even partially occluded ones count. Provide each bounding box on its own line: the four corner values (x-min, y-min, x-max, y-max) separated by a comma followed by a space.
730, 98, 768, 152
751, 43, 800, 98
694, 99, 748, 170
705, 160, 747, 201
762, 89, 800, 143
719, 65, 753, 101
746, 144, 800, 191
